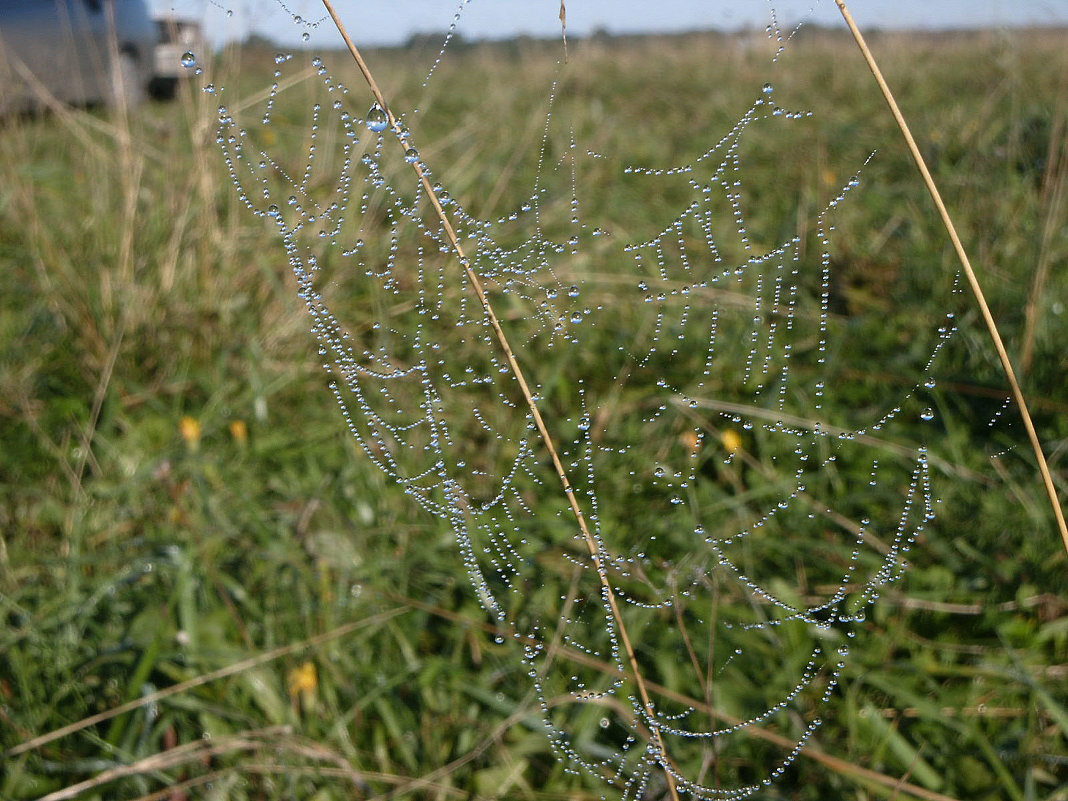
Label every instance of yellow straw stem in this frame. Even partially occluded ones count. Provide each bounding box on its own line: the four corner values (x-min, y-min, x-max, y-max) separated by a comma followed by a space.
318, 1, 681, 796
834, 0, 1068, 554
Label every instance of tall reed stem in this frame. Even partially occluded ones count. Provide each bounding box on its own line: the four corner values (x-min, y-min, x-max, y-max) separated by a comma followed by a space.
319, 2, 681, 796
7, 609, 406, 757
834, 0, 1068, 554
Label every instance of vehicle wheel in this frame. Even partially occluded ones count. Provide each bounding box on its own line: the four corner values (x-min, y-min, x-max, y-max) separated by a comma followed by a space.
108, 52, 145, 110
148, 76, 179, 101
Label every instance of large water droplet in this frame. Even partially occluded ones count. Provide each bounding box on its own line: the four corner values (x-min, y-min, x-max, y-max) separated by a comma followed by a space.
365, 103, 388, 133
180, 52, 196, 69
920, 408, 935, 421
404, 147, 420, 163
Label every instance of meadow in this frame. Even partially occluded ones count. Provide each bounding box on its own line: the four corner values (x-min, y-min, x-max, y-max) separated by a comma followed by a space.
1, 19, 1066, 801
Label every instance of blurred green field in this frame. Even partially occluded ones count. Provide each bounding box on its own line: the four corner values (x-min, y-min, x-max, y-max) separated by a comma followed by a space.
1, 21, 1066, 801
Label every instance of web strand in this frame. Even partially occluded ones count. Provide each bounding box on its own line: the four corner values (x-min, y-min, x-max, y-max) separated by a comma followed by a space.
201, 4, 956, 797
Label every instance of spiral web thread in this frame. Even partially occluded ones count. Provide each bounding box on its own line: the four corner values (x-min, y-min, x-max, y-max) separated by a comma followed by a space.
200, 3, 961, 797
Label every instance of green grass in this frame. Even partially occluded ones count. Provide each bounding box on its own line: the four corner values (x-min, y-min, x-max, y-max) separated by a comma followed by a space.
1, 23, 1066, 801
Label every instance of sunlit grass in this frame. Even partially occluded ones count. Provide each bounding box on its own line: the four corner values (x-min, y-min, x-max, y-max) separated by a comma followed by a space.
1, 24, 1065, 801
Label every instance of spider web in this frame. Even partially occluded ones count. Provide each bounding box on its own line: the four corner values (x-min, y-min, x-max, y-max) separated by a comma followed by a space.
199, 3, 960, 796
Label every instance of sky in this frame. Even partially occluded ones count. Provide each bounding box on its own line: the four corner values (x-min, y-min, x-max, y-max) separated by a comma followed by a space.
153, 0, 1068, 47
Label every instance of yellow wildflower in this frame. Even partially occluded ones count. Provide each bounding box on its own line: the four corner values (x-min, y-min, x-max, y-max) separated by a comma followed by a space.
229, 419, 248, 445
179, 416, 201, 450
721, 429, 743, 455
287, 661, 318, 712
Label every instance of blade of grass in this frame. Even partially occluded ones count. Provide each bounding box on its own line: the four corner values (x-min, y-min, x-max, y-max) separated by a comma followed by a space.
861, 673, 1024, 801
7, 608, 406, 757
365, 699, 542, 801
858, 706, 943, 791
391, 592, 964, 801
123, 768, 228, 801
36, 725, 291, 801
1020, 109, 1066, 375
103, 629, 163, 747
833, 0, 1068, 554
318, 1, 681, 796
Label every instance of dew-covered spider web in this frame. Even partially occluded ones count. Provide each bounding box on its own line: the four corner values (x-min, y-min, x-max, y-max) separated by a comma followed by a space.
193, 2, 985, 797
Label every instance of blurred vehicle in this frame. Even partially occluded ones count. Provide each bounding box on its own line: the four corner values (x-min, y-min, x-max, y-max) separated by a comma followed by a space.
150, 14, 204, 100
0, 0, 155, 113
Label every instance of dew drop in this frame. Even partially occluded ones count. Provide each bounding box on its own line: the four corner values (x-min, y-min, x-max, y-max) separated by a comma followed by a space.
404, 147, 420, 163
180, 51, 196, 69
365, 103, 389, 133
762, 82, 774, 95
920, 408, 935, 421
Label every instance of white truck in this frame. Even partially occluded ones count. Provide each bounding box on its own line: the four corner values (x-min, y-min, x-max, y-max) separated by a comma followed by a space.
149, 13, 204, 100
0, 0, 203, 113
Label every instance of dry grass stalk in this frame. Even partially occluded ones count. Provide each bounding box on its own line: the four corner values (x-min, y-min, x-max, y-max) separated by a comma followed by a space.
36, 725, 291, 801
7, 608, 406, 757
319, 1, 682, 797
1021, 114, 1066, 374
833, 0, 1068, 553
390, 593, 963, 801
